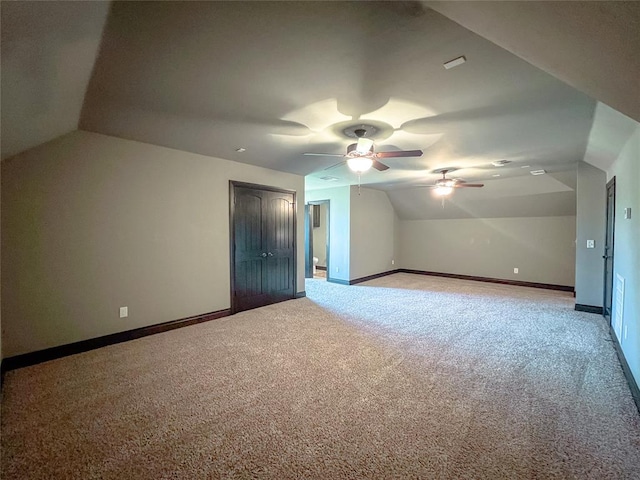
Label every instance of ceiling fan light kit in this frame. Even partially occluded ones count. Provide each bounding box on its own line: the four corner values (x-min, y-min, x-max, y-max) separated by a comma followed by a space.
304, 123, 423, 177
491, 160, 511, 167
428, 169, 485, 197
347, 157, 374, 173
434, 186, 454, 196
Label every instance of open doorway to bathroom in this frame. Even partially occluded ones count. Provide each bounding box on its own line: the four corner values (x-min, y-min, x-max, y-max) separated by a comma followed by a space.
305, 200, 329, 281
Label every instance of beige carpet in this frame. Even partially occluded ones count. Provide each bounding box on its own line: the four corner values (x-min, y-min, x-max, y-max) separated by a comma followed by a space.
2, 273, 639, 479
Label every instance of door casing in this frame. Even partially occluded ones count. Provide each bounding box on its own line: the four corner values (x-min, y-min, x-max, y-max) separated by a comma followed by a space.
305, 200, 330, 280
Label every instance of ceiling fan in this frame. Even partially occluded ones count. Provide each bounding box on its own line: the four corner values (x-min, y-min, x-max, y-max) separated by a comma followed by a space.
428, 169, 484, 196
303, 127, 423, 173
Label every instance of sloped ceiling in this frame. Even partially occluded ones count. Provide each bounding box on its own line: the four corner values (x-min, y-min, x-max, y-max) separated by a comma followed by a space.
3, 2, 636, 220
583, 102, 639, 173
0, 1, 110, 159
426, 1, 640, 123
80, 0, 595, 196
388, 171, 577, 220
80, 2, 595, 204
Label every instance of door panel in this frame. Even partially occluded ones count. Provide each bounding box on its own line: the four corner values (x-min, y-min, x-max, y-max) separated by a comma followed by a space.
236, 193, 263, 252
266, 193, 295, 302
235, 260, 264, 298
233, 189, 269, 311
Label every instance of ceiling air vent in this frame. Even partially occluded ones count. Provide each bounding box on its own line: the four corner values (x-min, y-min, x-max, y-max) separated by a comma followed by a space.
319, 176, 339, 182
444, 56, 466, 70
530, 169, 546, 176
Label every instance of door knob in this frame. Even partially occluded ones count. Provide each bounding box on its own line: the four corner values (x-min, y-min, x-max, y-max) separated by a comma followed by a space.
268, 252, 274, 257
261, 252, 267, 257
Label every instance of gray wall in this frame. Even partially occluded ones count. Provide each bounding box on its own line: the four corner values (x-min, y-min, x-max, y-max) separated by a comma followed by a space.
398, 216, 576, 286
349, 187, 396, 280
306, 186, 351, 282
1, 131, 305, 357
606, 125, 639, 387
575, 162, 606, 306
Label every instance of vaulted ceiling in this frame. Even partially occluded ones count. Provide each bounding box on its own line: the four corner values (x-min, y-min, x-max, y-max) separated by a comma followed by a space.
0, 0, 110, 159
2, 1, 638, 218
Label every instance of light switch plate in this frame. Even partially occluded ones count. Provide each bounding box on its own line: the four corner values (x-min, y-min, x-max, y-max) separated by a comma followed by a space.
119, 306, 128, 318
586, 239, 595, 249
624, 207, 631, 219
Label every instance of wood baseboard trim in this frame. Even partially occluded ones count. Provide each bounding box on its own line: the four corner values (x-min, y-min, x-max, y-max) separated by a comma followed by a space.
399, 269, 574, 292
609, 325, 640, 415
326, 270, 400, 286
316, 265, 327, 271
575, 304, 604, 314
1, 309, 231, 375
350, 269, 400, 285
295, 291, 306, 298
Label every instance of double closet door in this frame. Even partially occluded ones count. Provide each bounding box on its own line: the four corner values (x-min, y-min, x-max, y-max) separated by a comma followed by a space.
230, 182, 296, 313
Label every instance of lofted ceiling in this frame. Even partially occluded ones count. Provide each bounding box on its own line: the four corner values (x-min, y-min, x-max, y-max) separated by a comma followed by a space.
80, 0, 595, 195
426, 1, 640, 124
0, 0, 110, 159
2, 1, 637, 219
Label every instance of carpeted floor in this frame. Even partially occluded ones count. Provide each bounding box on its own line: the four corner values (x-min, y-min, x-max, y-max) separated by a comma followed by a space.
2, 273, 639, 479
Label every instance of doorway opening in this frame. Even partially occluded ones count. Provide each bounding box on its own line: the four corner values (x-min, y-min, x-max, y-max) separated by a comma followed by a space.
305, 200, 330, 281
603, 177, 616, 324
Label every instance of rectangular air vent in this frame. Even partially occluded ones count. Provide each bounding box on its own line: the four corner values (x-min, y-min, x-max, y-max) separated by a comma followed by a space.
530, 169, 546, 176
443, 56, 466, 70
319, 176, 339, 182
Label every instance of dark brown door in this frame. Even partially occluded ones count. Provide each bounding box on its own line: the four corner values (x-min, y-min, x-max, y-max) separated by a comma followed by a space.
231, 182, 296, 313
603, 177, 615, 323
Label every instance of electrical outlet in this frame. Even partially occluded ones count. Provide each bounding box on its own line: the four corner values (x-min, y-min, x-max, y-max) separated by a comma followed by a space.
335, 267, 339, 273
586, 239, 595, 249
119, 306, 128, 318
392, 260, 395, 265
624, 325, 628, 340
513, 268, 519, 274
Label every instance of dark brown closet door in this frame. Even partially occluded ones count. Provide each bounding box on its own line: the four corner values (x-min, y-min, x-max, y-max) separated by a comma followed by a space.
265, 192, 295, 304
231, 182, 296, 313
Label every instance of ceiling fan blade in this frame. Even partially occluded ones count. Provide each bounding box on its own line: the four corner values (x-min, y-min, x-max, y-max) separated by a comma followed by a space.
372, 160, 390, 171
324, 161, 346, 171
376, 149, 423, 158
454, 183, 484, 188
303, 153, 345, 157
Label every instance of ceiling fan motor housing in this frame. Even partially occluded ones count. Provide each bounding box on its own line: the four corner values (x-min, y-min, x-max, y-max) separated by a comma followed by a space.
346, 143, 373, 155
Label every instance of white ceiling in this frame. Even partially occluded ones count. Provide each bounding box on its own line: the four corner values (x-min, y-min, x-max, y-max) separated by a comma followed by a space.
2, 1, 637, 219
